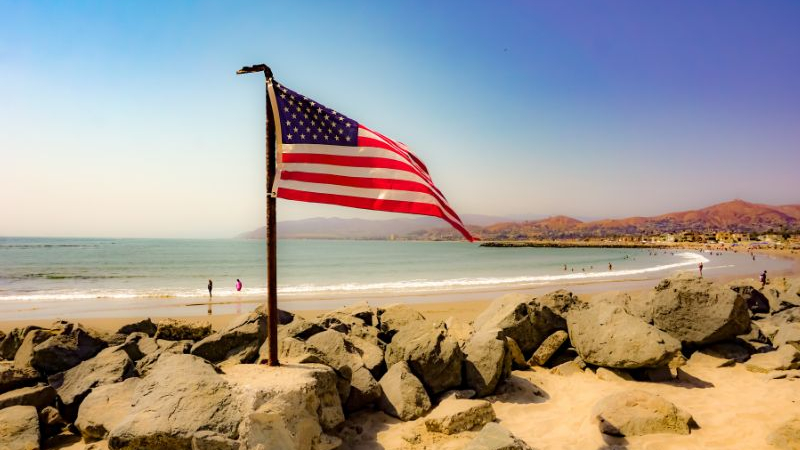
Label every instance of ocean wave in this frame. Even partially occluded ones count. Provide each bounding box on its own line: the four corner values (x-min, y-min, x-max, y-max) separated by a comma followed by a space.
0, 252, 708, 302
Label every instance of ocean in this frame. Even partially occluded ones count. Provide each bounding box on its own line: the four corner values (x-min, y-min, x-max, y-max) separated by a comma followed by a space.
0, 237, 792, 319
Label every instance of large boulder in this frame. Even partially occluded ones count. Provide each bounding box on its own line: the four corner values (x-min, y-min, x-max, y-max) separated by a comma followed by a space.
0, 384, 56, 410
385, 321, 463, 394
376, 304, 425, 340
0, 405, 40, 450
0, 327, 40, 360
474, 293, 564, 355
651, 277, 750, 345
107, 354, 241, 450
424, 398, 496, 435
463, 329, 511, 397
134, 338, 191, 376
191, 310, 266, 364
154, 319, 212, 342
116, 318, 157, 337
745, 346, 800, 373
224, 363, 344, 450
730, 285, 770, 314
28, 322, 108, 375
378, 361, 431, 421
568, 302, 681, 369
305, 330, 380, 412
534, 289, 584, 319
314, 312, 380, 345
335, 301, 375, 326
277, 317, 325, 341
49, 346, 136, 420
76, 378, 141, 441
0, 362, 41, 393
759, 308, 800, 349
13, 329, 57, 370
593, 390, 693, 436
464, 422, 533, 450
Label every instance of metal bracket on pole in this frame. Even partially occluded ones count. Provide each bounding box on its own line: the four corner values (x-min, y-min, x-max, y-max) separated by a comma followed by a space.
237, 63, 279, 367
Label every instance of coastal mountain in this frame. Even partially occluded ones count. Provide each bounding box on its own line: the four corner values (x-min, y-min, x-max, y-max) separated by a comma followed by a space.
239, 200, 800, 240
237, 214, 507, 240
406, 200, 800, 240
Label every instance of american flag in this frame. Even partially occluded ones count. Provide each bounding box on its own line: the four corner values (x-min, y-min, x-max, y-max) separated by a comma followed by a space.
268, 81, 475, 241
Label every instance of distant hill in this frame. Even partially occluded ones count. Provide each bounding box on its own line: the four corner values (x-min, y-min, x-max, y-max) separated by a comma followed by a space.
237, 214, 508, 239
238, 200, 800, 240
405, 200, 800, 241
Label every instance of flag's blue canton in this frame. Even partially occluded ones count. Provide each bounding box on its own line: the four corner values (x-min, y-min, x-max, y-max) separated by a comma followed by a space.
274, 83, 359, 147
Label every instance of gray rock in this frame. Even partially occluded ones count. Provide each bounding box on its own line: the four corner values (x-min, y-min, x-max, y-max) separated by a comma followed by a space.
568, 302, 681, 369
474, 294, 552, 355
13, 328, 56, 370
534, 289, 584, 319
463, 328, 511, 397
253, 304, 296, 325
759, 308, 800, 349
464, 422, 533, 450
377, 304, 426, 340
224, 363, 344, 449
134, 339, 191, 376
593, 390, 693, 436
528, 330, 569, 366
49, 346, 135, 420
29, 323, 108, 375
278, 317, 325, 341
0, 361, 41, 393
730, 285, 770, 314
424, 398, 496, 435
0, 405, 40, 450
191, 310, 266, 364
651, 277, 751, 345
334, 301, 375, 326
0, 327, 39, 360
385, 321, 463, 394
315, 312, 380, 345
107, 354, 241, 450
505, 337, 529, 370
348, 336, 385, 379
116, 319, 157, 337
39, 405, 68, 438
768, 416, 800, 450
76, 378, 141, 441
378, 361, 431, 421
154, 319, 213, 341
745, 346, 800, 373
0, 384, 56, 410
306, 330, 380, 412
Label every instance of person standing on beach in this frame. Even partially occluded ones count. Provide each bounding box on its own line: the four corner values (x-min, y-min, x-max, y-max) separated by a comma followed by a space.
608, 262, 612, 271
760, 270, 767, 289
699, 262, 703, 277
208, 279, 213, 298
236, 279, 242, 292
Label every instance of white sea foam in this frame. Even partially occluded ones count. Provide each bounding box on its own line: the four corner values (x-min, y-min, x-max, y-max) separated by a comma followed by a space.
0, 252, 709, 302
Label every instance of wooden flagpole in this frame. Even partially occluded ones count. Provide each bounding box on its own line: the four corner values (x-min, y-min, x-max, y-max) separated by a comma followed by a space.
237, 63, 279, 366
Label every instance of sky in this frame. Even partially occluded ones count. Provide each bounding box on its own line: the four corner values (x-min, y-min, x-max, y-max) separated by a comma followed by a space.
1, 1, 799, 238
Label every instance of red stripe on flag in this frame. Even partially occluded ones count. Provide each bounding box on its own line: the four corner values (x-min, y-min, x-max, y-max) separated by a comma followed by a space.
279, 170, 463, 220
277, 187, 475, 241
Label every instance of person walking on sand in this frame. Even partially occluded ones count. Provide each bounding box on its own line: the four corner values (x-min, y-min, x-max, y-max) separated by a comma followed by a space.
699, 262, 703, 277
608, 262, 613, 271
760, 270, 767, 289
208, 279, 213, 298
236, 278, 243, 292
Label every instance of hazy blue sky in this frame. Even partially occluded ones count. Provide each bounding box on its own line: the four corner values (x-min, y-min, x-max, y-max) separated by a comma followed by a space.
1, 1, 799, 238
